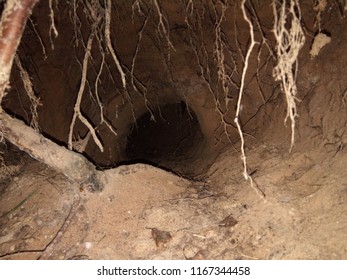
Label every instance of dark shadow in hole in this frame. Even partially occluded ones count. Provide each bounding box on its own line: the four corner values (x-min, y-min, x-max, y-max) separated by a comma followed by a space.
125, 102, 204, 174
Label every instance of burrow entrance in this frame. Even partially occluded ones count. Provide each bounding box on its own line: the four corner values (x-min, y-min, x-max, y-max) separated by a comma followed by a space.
125, 102, 205, 175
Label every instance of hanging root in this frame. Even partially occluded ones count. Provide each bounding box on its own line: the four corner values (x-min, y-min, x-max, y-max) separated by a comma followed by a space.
68, 29, 104, 153
272, 0, 305, 151
14, 55, 41, 130
184, 1, 239, 144
68, 0, 124, 153
105, 0, 126, 89
235, 0, 265, 200
48, 0, 58, 49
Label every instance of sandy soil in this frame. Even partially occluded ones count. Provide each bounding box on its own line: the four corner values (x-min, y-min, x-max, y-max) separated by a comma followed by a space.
1, 0, 347, 261
1, 138, 346, 260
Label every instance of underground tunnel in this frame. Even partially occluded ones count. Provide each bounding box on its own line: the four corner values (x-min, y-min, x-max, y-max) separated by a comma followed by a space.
124, 102, 204, 171
0, 0, 346, 260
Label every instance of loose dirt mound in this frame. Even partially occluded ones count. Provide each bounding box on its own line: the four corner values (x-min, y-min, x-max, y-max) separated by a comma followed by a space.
1, 140, 346, 260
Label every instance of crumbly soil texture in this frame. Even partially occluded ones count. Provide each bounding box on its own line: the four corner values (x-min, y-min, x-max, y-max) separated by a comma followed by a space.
1, 0, 347, 260
0, 138, 346, 260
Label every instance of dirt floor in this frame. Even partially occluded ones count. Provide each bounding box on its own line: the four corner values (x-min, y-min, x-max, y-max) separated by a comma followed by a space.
1, 0, 347, 261
1, 136, 346, 260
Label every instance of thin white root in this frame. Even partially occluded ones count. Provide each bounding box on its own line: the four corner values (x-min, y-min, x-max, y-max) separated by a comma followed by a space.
272, 0, 305, 151
68, 31, 104, 153
48, 0, 58, 49
105, 0, 126, 89
72, 131, 91, 153
235, 0, 265, 201
14, 55, 40, 130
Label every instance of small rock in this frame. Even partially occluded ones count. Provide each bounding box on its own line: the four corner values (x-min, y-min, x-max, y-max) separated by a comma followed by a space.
151, 228, 172, 248
219, 214, 238, 227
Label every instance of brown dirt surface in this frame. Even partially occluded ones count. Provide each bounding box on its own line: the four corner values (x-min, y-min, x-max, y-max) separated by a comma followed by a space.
1, 0, 347, 261
1, 138, 346, 260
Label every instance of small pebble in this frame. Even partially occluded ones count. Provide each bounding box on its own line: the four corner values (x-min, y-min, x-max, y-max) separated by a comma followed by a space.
85, 242, 93, 249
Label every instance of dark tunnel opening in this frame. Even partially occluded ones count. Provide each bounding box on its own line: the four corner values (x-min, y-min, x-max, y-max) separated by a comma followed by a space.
125, 102, 205, 175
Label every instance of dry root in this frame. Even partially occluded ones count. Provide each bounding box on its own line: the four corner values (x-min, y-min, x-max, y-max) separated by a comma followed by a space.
14, 55, 40, 130
272, 0, 305, 151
